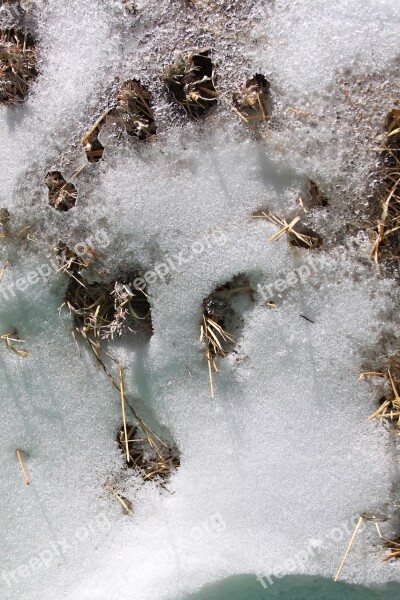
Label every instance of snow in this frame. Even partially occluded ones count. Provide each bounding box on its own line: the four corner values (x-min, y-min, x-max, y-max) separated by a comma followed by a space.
0, 0, 400, 599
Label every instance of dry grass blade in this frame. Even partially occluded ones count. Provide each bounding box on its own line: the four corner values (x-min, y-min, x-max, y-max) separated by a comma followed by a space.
119, 368, 130, 463
253, 210, 319, 248
359, 371, 384, 380
105, 484, 132, 513
334, 515, 364, 581
16, 449, 30, 485
0, 259, 9, 282
1, 331, 28, 357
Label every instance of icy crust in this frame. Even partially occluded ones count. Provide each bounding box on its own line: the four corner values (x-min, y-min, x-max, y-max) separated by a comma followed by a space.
1, 0, 400, 599
1, 209, 400, 600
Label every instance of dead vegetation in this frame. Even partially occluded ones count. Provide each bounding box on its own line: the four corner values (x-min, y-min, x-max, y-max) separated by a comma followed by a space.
65, 272, 152, 344
0, 207, 33, 243
0, 207, 10, 238
334, 512, 397, 579
298, 179, 329, 211
251, 179, 326, 249
371, 108, 400, 267
162, 49, 217, 119
252, 210, 321, 249
82, 110, 108, 163
233, 73, 271, 124
16, 449, 30, 485
122, 0, 136, 13
381, 536, 400, 561
81, 80, 156, 161
62, 269, 179, 489
45, 171, 77, 212
117, 422, 180, 482
361, 367, 400, 427
201, 276, 253, 398
0, 28, 37, 105
1, 329, 28, 357
112, 80, 157, 140
359, 363, 400, 561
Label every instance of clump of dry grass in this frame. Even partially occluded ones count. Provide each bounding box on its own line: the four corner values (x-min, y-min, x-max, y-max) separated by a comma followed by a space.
65, 273, 152, 344
233, 73, 270, 124
162, 49, 217, 119
382, 536, 400, 560
371, 108, 400, 266
0, 28, 37, 105
45, 171, 77, 212
361, 368, 400, 426
117, 423, 180, 482
252, 210, 321, 249
112, 80, 157, 140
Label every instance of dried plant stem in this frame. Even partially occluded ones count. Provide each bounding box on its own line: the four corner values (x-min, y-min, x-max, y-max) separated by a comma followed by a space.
0, 259, 9, 283
119, 368, 130, 463
82, 109, 110, 146
334, 515, 364, 581
16, 449, 30, 485
105, 484, 132, 513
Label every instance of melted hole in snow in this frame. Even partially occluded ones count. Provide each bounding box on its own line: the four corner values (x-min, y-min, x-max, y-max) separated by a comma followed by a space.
299, 179, 329, 210
110, 79, 157, 140
117, 422, 180, 483
64, 271, 153, 342
45, 171, 77, 212
233, 73, 272, 124
162, 48, 217, 120
122, 0, 137, 14
201, 273, 255, 366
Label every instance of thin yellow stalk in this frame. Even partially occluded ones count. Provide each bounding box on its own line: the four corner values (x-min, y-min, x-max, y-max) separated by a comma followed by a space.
82, 109, 110, 146
16, 449, 30, 485
119, 368, 130, 463
0, 259, 9, 283
334, 515, 364, 581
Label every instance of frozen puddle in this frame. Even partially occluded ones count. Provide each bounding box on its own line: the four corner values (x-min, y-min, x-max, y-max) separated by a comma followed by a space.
184, 575, 399, 600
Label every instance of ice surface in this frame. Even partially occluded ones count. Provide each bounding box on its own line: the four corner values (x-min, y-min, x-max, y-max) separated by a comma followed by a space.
0, 0, 400, 599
